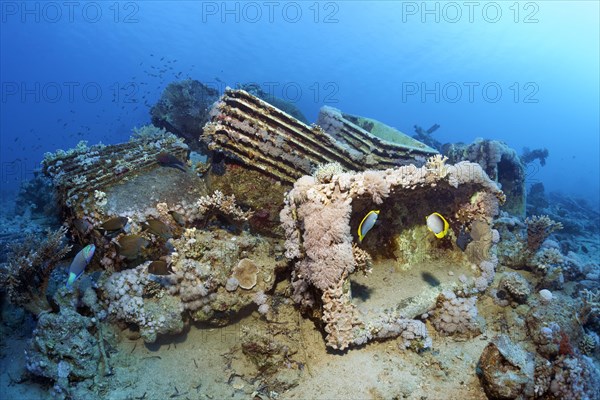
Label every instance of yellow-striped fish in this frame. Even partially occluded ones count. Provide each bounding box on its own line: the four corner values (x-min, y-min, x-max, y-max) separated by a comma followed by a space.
358, 210, 380, 243
426, 212, 449, 239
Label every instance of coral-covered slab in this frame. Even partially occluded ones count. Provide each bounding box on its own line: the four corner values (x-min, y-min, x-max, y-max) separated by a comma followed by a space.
201, 89, 438, 184
281, 157, 505, 350
42, 128, 191, 217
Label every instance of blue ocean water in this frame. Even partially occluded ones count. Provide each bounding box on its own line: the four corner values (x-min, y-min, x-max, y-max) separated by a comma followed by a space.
1, 1, 599, 208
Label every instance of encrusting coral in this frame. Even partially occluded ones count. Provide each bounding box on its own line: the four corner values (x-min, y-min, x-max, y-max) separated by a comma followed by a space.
193, 190, 253, 223
431, 291, 482, 336
281, 157, 504, 350
496, 214, 564, 276
233, 258, 259, 290
0, 227, 72, 315
42, 127, 189, 217
101, 226, 278, 341
444, 139, 525, 216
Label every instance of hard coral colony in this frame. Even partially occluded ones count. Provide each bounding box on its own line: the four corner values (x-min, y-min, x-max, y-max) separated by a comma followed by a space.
0, 86, 598, 400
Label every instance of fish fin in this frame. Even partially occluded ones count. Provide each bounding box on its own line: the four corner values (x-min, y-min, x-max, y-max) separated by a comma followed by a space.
66, 272, 77, 287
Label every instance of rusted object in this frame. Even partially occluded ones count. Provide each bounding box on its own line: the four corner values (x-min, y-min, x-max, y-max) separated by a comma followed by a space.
201, 89, 437, 184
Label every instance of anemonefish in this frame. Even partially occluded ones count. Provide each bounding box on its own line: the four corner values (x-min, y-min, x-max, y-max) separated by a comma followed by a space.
66, 244, 95, 287
358, 210, 380, 243
426, 212, 449, 239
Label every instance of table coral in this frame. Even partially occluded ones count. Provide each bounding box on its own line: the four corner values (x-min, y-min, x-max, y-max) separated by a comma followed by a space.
234, 258, 259, 289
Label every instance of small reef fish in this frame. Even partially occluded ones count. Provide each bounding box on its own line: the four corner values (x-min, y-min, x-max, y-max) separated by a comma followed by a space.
358, 210, 380, 243
157, 151, 186, 172
169, 210, 186, 226
142, 218, 173, 240
73, 218, 93, 235
66, 244, 95, 287
455, 226, 473, 251
117, 235, 150, 260
148, 260, 172, 275
99, 217, 129, 232
426, 212, 449, 239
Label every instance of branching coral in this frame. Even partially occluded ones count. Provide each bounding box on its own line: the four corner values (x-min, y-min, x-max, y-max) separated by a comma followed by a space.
0, 227, 72, 315
579, 289, 600, 326
313, 162, 344, 184
425, 154, 449, 178
352, 243, 373, 275
361, 170, 390, 204
131, 124, 171, 140
193, 190, 253, 223
525, 215, 563, 252
159, 190, 254, 229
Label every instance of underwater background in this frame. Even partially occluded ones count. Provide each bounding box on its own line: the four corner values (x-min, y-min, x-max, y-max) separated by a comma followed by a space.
1, 1, 598, 206
1, 2, 600, 400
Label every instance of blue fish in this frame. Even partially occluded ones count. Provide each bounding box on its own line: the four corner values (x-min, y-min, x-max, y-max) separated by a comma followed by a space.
66, 244, 95, 287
